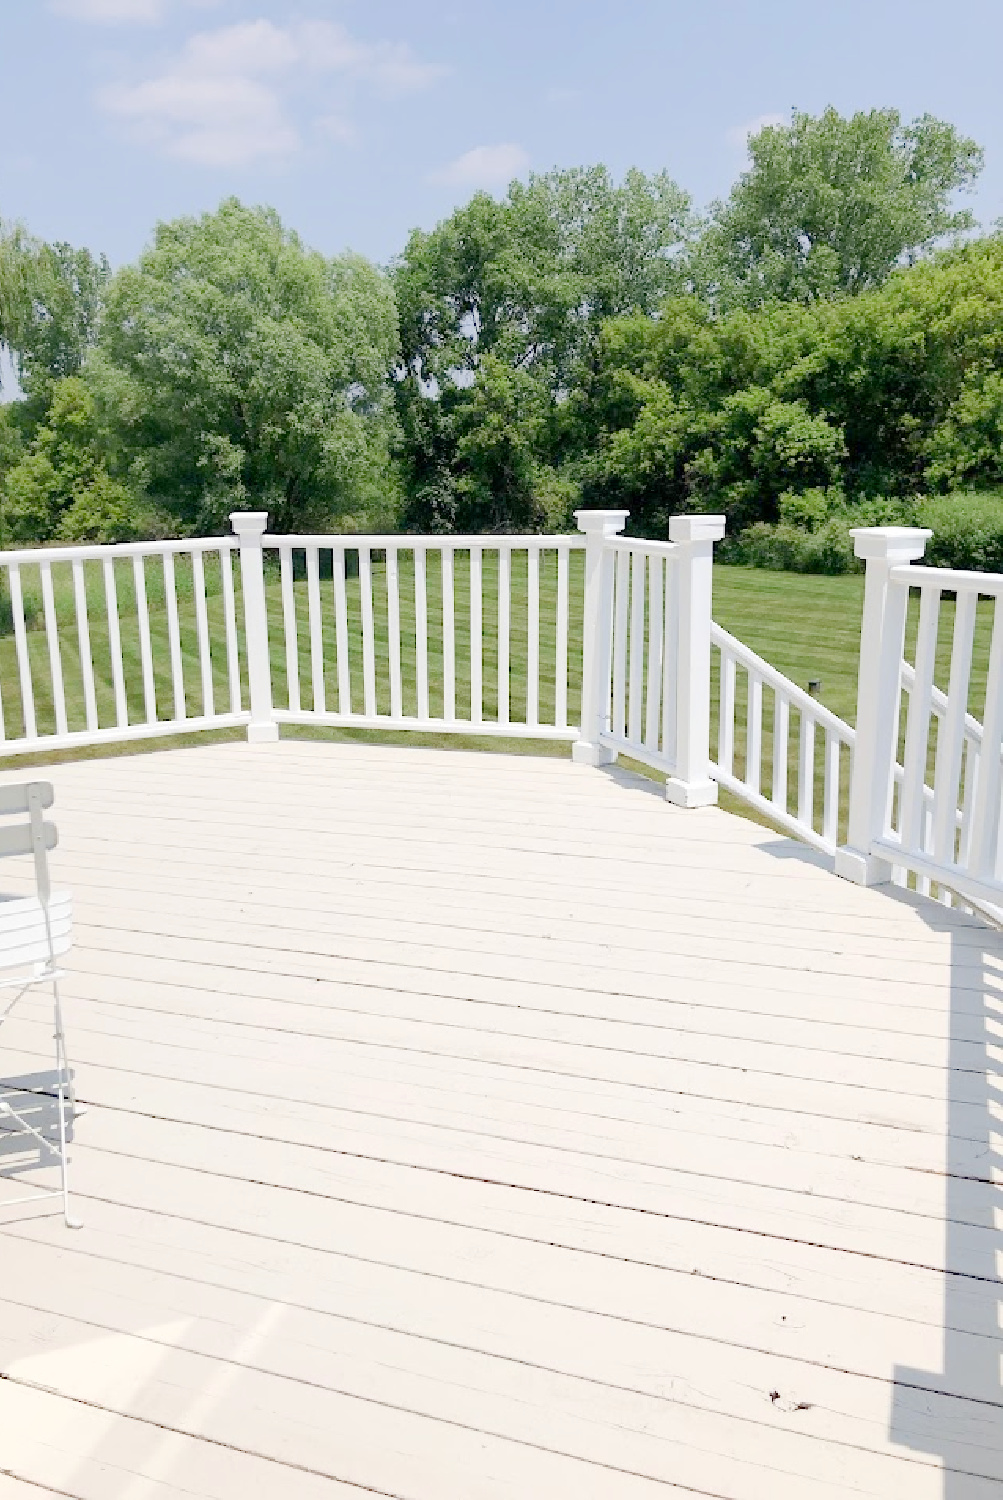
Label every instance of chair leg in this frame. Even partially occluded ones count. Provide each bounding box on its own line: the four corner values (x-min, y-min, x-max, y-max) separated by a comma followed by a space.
52, 977, 82, 1229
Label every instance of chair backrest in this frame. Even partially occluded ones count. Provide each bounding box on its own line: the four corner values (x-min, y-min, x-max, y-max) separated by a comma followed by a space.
0, 783, 57, 907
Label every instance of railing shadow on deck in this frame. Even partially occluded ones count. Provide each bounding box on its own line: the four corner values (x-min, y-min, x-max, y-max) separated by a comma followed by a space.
758, 832, 1002, 1497
888, 908, 1003, 1498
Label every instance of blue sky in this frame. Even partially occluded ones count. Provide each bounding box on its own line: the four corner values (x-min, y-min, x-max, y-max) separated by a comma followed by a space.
2, 0, 1001, 268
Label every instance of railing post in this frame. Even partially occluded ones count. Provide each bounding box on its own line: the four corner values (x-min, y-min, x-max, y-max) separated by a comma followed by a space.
835, 526, 931, 885
230, 511, 279, 744
572, 509, 628, 766
664, 514, 727, 808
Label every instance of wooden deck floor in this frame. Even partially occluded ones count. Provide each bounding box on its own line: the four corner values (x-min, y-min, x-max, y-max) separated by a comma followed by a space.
0, 739, 1000, 1499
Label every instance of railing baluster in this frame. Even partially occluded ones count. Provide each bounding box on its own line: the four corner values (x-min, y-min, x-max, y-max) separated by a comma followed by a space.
661, 553, 678, 763
332, 546, 350, 715
798, 714, 815, 829
102, 558, 128, 728
555, 544, 569, 731
133, 554, 156, 723
932, 588, 977, 865
40, 562, 67, 738
415, 544, 429, 722
958, 734, 978, 869
387, 544, 402, 719
900, 585, 940, 855
612, 548, 629, 740
526, 543, 540, 728
747, 671, 763, 793
220, 547, 241, 715
968, 595, 1003, 880
9, 564, 36, 740
192, 550, 214, 719
628, 548, 645, 744
279, 546, 300, 713
441, 547, 455, 724
644, 553, 663, 751
470, 546, 482, 725
71, 559, 98, 733
359, 547, 376, 717
718, 647, 735, 777
772, 691, 790, 811
918, 803, 933, 896
162, 552, 186, 722
497, 546, 511, 725
823, 730, 839, 845
306, 546, 325, 714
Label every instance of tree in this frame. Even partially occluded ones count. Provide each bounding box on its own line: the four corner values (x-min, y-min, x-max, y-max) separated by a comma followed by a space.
393, 166, 693, 529
396, 165, 693, 388
96, 198, 401, 534
691, 108, 983, 308
0, 377, 139, 545
0, 221, 34, 374
0, 222, 109, 397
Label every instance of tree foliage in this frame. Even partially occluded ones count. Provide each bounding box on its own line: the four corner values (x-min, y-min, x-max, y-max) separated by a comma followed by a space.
394, 166, 692, 529
2, 106, 1002, 557
0, 377, 138, 545
95, 198, 400, 533
691, 108, 982, 308
0, 222, 109, 396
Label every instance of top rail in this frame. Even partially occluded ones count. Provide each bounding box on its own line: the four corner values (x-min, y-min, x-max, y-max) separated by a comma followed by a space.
711, 623, 856, 742
0, 536, 237, 567
261, 533, 587, 551
890, 562, 1003, 595
606, 537, 679, 560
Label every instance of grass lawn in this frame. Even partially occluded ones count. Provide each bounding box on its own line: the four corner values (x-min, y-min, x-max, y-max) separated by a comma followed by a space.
0, 552, 991, 853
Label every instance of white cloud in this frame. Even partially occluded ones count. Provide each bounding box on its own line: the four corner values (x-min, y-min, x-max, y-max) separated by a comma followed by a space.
98, 18, 442, 167
727, 112, 786, 148
430, 143, 530, 190
52, 0, 165, 20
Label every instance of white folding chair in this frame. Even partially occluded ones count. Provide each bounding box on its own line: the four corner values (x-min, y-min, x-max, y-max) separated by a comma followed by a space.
0, 781, 80, 1228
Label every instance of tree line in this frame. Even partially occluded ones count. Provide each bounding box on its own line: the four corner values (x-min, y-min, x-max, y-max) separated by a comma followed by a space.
1, 106, 1001, 570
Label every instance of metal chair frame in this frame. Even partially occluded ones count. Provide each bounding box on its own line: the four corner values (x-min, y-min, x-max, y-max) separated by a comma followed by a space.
0, 781, 80, 1228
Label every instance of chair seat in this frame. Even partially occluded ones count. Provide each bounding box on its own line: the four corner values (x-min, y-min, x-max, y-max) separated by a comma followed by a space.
0, 890, 72, 971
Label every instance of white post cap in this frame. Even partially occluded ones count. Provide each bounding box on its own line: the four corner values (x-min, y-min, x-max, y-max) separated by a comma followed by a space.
230, 511, 270, 538
669, 514, 726, 544
574, 509, 629, 536
849, 526, 931, 562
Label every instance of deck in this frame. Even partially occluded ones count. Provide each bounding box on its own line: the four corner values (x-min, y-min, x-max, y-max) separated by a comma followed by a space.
0, 738, 999, 1499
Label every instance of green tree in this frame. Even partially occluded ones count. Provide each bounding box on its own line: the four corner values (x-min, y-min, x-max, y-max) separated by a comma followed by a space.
0, 222, 109, 400
0, 220, 34, 372
0, 377, 139, 545
96, 198, 401, 534
691, 108, 983, 308
393, 166, 693, 529
396, 166, 693, 388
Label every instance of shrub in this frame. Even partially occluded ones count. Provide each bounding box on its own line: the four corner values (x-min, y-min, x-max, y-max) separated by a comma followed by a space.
720, 518, 858, 573
720, 489, 916, 573
915, 490, 1003, 572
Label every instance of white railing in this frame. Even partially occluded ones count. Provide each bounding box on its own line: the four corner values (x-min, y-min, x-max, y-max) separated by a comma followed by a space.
602, 536, 680, 775
835, 531, 1003, 916
574, 512, 725, 808
711, 625, 855, 855
262, 530, 585, 741
0, 509, 996, 925
0, 535, 248, 756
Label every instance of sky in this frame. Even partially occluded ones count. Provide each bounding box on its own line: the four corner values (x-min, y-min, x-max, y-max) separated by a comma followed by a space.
1, 0, 1002, 270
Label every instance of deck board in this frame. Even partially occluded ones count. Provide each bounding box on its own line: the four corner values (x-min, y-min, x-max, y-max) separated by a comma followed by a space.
0, 740, 1000, 1497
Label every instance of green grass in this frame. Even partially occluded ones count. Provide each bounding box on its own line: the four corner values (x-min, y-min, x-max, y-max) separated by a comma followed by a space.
0, 554, 992, 855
